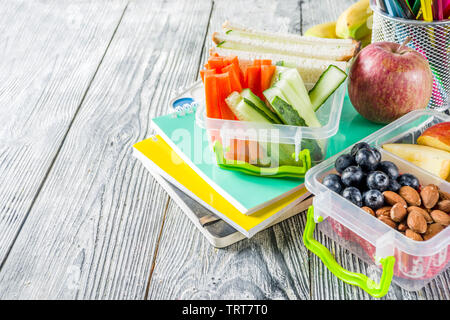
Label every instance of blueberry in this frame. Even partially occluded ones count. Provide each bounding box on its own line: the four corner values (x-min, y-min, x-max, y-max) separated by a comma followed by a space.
387, 179, 401, 192
351, 142, 371, 157
370, 147, 382, 162
398, 173, 420, 190
322, 174, 343, 194
342, 187, 363, 207
363, 189, 385, 210
355, 148, 379, 172
359, 172, 369, 192
341, 166, 364, 187
366, 170, 390, 191
377, 161, 399, 180
335, 154, 355, 174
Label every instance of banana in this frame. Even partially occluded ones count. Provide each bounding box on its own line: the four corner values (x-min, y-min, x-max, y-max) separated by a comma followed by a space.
359, 30, 372, 48
304, 21, 338, 39
336, 0, 373, 40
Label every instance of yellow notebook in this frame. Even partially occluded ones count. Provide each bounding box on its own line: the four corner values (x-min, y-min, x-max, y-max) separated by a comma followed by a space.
133, 135, 309, 237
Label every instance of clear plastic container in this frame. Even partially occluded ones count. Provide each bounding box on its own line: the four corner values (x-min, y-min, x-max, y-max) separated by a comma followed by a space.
192, 80, 347, 177
305, 109, 450, 294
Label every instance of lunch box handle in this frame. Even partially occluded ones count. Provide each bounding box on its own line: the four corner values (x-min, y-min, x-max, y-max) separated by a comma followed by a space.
303, 205, 395, 298
213, 140, 311, 178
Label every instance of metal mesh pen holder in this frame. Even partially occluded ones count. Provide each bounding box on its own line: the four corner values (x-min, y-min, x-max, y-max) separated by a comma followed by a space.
371, 8, 450, 113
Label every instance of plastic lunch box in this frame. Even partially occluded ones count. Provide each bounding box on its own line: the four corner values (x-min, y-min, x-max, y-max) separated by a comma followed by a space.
304, 109, 450, 297
193, 80, 347, 178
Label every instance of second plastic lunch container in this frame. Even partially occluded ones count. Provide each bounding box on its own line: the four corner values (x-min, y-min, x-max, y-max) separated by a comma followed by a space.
304, 110, 450, 297
194, 81, 347, 178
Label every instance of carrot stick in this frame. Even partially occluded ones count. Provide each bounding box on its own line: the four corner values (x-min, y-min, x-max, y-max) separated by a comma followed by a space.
260, 65, 276, 93
200, 70, 205, 82
222, 65, 242, 93
207, 56, 225, 70
204, 74, 221, 119
226, 139, 249, 162
215, 73, 235, 120
231, 56, 245, 85
200, 69, 216, 82
253, 59, 262, 66
246, 66, 261, 99
224, 55, 238, 66
261, 59, 272, 65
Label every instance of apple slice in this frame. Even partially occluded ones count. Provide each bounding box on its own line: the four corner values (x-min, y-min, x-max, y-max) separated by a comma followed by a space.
417, 122, 450, 152
382, 143, 450, 180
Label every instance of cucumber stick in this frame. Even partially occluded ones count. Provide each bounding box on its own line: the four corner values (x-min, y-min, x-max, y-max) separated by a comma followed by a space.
240, 89, 282, 124
275, 61, 297, 68
278, 68, 321, 127
263, 87, 306, 126
225, 92, 271, 123
308, 65, 347, 111
269, 66, 289, 88
224, 91, 299, 167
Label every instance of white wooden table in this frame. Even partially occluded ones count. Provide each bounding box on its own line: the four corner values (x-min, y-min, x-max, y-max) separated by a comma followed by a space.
0, 0, 448, 300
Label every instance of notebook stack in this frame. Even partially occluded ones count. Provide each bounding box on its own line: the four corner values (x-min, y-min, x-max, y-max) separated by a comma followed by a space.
133, 99, 312, 247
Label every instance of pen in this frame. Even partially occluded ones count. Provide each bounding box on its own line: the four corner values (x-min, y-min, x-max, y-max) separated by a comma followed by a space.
433, 0, 444, 20
420, 0, 433, 21
395, 0, 416, 18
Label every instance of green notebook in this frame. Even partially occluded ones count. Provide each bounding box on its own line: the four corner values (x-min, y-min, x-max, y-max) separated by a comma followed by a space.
151, 90, 383, 215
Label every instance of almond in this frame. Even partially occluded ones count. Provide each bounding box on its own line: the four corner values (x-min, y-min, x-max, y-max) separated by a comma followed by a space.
407, 206, 433, 224
420, 185, 440, 209
430, 210, 450, 226
378, 215, 397, 229
423, 223, 444, 240
407, 210, 427, 234
405, 229, 423, 241
390, 203, 407, 222
439, 189, 450, 201
398, 221, 408, 232
361, 206, 375, 216
382, 191, 407, 207
436, 200, 450, 213
376, 206, 392, 217
399, 186, 421, 207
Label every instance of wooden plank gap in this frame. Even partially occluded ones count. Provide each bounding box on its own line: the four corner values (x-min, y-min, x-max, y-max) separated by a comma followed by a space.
0, 1, 130, 272
194, 0, 215, 79
144, 196, 171, 299
299, 0, 304, 34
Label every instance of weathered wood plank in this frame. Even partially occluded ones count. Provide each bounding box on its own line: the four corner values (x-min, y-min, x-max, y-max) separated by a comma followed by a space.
0, 0, 128, 266
0, 0, 212, 299
198, 0, 301, 80
146, 0, 312, 300
302, 0, 450, 300
149, 199, 311, 299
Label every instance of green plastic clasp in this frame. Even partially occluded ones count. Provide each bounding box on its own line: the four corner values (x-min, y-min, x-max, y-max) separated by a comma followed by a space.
303, 205, 395, 298
213, 140, 311, 179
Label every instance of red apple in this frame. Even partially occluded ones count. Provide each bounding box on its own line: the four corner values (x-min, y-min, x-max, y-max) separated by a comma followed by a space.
417, 122, 450, 152
348, 39, 433, 124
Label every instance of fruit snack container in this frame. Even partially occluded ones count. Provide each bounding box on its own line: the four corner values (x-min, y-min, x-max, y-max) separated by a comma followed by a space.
194, 80, 346, 178
304, 109, 450, 297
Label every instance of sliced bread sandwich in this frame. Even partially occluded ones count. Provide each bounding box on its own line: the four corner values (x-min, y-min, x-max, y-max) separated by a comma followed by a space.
210, 47, 348, 85
216, 21, 360, 62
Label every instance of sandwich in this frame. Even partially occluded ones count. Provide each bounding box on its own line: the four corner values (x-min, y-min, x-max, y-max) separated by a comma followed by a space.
211, 21, 360, 84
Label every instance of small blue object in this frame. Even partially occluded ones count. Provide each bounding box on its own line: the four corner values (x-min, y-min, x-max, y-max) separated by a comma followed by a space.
172, 97, 194, 108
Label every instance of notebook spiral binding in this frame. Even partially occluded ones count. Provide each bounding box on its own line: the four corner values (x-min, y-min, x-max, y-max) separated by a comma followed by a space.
171, 101, 198, 118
